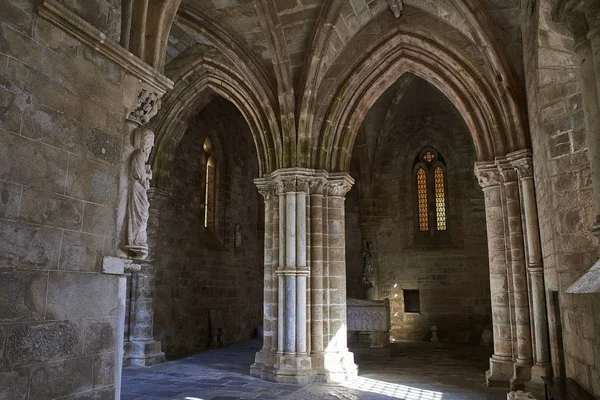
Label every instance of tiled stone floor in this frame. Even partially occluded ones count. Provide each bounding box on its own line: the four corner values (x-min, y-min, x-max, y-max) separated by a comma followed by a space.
121, 340, 543, 400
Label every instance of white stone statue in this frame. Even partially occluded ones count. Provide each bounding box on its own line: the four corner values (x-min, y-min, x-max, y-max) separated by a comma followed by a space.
361, 240, 375, 287
122, 127, 154, 259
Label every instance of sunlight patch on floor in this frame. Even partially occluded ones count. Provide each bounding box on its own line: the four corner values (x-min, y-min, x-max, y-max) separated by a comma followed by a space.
343, 376, 444, 400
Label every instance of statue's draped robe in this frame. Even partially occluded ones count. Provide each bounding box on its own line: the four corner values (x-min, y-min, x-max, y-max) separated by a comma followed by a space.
125, 149, 149, 255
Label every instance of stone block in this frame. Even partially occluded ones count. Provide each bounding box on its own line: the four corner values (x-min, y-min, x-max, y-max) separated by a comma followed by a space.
0, 219, 61, 270
93, 353, 114, 388
29, 356, 94, 399
82, 202, 115, 237
21, 103, 84, 154
0, 87, 23, 134
84, 128, 122, 166
66, 155, 119, 205
0, 128, 69, 192
0, 180, 21, 219
0, 22, 42, 68
0, 369, 29, 400
0, 271, 47, 322
19, 187, 84, 230
34, 18, 80, 58
6, 321, 81, 367
46, 272, 118, 320
0, 0, 32, 34
60, 231, 105, 272
83, 318, 115, 355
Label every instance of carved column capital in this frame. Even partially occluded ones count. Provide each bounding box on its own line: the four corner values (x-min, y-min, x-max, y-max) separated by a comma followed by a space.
255, 178, 277, 200
327, 173, 354, 197
127, 86, 161, 125
309, 176, 327, 196
274, 175, 297, 194
499, 167, 519, 184
475, 163, 501, 189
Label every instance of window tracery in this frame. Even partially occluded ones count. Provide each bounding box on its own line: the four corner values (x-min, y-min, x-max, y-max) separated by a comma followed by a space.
414, 148, 448, 235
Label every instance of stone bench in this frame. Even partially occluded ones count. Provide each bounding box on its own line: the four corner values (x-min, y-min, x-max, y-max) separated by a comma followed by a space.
347, 298, 391, 352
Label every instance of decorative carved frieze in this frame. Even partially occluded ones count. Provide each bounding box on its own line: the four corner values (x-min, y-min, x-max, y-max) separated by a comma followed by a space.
347, 298, 391, 332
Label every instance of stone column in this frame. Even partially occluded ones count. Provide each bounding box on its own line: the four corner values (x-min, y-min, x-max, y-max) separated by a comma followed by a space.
125, 187, 167, 366
476, 162, 514, 387
317, 173, 358, 382
251, 169, 357, 384
251, 180, 279, 377
309, 175, 327, 356
499, 162, 533, 389
509, 152, 552, 378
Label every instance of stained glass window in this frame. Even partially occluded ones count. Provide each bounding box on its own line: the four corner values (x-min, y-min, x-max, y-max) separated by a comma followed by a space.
435, 167, 447, 231
417, 168, 428, 231
203, 137, 216, 230
423, 151, 435, 163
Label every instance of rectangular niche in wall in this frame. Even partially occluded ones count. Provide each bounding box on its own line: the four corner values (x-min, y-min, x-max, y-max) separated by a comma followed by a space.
403, 289, 421, 313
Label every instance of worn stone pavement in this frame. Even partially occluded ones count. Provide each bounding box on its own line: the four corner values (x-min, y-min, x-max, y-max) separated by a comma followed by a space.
121, 340, 542, 400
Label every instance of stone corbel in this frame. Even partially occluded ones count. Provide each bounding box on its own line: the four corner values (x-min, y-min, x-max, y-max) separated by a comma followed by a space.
127, 85, 162, 126
387, 0, 404, 18
102, 256, 141, 275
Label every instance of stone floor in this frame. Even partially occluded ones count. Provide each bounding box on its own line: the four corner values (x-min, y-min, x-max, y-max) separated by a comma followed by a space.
121, 340, 542, 400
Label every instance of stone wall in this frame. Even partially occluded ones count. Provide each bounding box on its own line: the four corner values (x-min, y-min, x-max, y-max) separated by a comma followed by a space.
347, 80, 491, 343
0, 1, 132, 398
523, 0, 600, 394
150, 98, 264, 358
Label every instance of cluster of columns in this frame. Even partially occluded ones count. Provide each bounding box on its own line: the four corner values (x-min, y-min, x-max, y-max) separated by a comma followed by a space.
476, 150, 551, 389
251, 168, 358, 383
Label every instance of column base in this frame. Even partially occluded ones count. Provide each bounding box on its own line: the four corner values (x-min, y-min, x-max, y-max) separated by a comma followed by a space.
486, 357, 513, 387
530, 363, 552, 380
250, 350, 313, 384
510, 362, 532, 391
128, 340, 166, 366
313, 350, 358, 383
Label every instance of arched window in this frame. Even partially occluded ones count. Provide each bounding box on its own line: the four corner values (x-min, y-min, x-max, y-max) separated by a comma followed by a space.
413, 148, 448, 234
202, 137, 217, 230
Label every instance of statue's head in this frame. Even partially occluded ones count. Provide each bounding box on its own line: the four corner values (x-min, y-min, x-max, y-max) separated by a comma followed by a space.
132, 127, 155, 161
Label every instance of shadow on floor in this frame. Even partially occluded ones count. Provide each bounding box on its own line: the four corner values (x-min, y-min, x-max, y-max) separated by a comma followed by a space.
121, 340, 539, 400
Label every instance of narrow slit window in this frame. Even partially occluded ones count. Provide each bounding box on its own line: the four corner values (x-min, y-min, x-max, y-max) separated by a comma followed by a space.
435, 167, 447, 231
202, 137, 216, 231
417, 168, 428, 232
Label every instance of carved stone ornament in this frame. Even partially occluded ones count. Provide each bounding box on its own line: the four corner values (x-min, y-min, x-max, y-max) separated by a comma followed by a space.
309, 177, 326, 196
275, 176, 297, 194
255, 180, 276, 200
499, 167, 519, 183
327, 180, 353, 197
387, 0, 404, 18
122, 127, 155, 259
513, 159, 534, 179
361, 240, 375, 288
127, 88, 160, 125
476, 166, 501, 189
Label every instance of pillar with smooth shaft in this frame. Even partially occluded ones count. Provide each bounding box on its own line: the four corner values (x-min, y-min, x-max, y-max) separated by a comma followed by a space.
499, 162, 533, 389
477, 162, 514, 387
509, 152, 552, 379
309, 176, 326, 356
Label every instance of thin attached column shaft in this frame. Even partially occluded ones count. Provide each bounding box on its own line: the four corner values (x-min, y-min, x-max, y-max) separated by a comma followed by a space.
502, 174, 532, 365
296, 192, 308, 354
278, 193, 286, 353
310, 190, 324, 354
285, 192, 297, 353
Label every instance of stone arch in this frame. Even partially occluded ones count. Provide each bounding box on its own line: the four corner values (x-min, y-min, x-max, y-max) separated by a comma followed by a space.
298, 1, 527, 168
149, 45, 283, 189
313, 26, 529, 172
